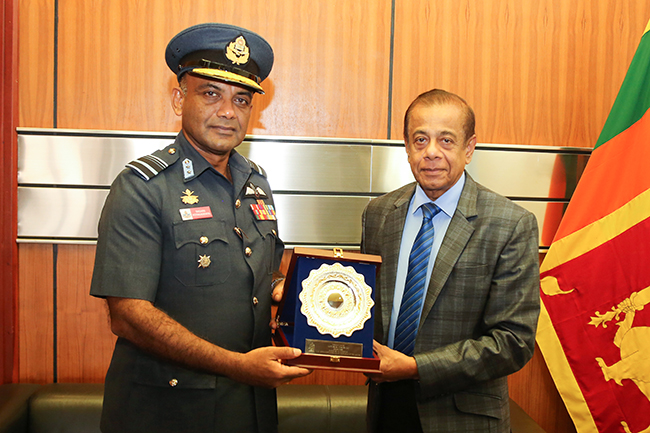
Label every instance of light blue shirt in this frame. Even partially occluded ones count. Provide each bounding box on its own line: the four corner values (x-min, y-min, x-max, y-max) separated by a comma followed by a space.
387, 172, 466, 348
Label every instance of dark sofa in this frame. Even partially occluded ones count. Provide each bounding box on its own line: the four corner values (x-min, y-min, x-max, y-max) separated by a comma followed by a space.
0, 383, 545, 433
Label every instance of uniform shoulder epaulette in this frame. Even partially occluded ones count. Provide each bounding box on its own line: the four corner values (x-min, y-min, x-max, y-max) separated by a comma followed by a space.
242, 155, 267, 178
126, 145, 179, 181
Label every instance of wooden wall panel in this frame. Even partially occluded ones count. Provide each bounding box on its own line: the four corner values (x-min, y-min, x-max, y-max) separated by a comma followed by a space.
18, 244, 54, 383
391, 1, 650, 147
55, 0, 392, 138
17, 0, 54, 128
509, 349, 576, 433
1, 0, 19, 384
57, 244, 115, 383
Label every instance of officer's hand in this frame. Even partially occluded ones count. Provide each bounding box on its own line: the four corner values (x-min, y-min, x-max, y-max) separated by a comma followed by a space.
365, 340, 419, 383
271, 278, 285, 303
269, 315, 280, 330
233, 346, 311, 388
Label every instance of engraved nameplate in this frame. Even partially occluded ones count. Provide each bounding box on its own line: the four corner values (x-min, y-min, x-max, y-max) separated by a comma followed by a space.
305, 339, 364, 357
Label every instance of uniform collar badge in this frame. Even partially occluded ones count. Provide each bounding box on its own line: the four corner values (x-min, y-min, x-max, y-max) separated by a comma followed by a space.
226, 35, 250, 65
181, 189, 199, 205
183, 158, 195, 180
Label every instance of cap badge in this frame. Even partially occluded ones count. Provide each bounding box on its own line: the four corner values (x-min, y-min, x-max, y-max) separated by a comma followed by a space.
181, 189, 199, 205
198, 254, 211, 269
226, 35, 250, 65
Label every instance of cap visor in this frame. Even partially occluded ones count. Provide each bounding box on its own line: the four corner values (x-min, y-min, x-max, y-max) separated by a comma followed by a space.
192, 68, 265, 94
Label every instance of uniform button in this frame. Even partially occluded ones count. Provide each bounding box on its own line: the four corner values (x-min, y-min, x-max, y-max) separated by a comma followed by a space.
272, 229, 277, 236
200, 236, 209, 245
245, 247, 252, 257
235, 199, 241, 208
252, 297, 259, 306
168, 148, 176, 155
169, 379, 178, 387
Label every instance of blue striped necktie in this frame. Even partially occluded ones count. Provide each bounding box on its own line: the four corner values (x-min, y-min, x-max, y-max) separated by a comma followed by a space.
394, 202, 441, 356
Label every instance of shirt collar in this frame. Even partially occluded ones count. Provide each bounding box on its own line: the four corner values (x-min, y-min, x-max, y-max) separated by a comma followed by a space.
412, 171, 466, 218
176, 132, 250, 182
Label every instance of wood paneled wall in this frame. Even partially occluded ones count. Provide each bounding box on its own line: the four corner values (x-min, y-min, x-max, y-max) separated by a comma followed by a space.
16, 1, 650, 432
1, 0, 19, 385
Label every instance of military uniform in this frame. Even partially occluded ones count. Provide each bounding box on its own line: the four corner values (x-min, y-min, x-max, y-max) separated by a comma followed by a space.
90, 132, 284, 432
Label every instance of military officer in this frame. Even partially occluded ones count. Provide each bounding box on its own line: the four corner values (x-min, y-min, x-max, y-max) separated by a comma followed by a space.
90, 23, 310, 433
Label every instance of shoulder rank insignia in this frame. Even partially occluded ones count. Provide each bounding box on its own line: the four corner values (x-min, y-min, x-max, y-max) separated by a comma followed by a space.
126, 144, 178, 181
241, 155, 267, 178
182, 158, 195, 180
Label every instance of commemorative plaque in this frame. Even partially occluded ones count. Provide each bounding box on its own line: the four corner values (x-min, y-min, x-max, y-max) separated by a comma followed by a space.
273, 247, 381, 373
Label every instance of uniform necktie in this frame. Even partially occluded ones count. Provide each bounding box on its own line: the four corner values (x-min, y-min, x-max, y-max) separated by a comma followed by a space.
394, 202, 441, 356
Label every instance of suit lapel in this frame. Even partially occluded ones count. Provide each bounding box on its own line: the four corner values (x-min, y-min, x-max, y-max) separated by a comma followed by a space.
419, 174, 478, 328
379, 184, 414, 339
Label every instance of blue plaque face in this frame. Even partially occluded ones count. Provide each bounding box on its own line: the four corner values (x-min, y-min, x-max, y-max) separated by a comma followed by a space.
277, 249, 379, 362
299, 262, 374, 338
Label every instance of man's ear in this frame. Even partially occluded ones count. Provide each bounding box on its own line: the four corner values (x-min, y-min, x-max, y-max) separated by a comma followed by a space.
465, 135, 477, 164
171, 87, 184, 117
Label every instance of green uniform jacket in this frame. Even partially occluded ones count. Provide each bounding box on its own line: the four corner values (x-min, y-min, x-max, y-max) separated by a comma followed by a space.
91, 132, 284, 433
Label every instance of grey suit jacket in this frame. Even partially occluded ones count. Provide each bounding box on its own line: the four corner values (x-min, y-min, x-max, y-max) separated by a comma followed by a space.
362, 174, 540, 433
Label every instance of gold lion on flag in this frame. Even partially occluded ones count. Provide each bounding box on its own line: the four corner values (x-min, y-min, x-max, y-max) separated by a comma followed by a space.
591, 286, 650, 433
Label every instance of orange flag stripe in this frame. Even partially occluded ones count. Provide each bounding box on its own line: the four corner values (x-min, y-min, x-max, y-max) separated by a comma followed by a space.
553, 108, 650, 241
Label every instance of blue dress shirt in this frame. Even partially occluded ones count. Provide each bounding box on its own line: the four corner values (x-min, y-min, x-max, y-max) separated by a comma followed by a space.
387, 173, 466, 348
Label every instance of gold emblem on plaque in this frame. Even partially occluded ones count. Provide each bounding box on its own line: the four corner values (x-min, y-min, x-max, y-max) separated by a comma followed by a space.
299, 263, 374, 338
226, 36, 250, 65
198, 254, 211, 269
181, 189, 199, 205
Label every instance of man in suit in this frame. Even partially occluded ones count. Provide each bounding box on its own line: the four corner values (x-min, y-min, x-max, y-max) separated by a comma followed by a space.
362, 89, 540, 433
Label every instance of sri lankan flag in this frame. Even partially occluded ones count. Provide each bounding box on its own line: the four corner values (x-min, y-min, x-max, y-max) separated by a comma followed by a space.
537, 21, 650, 433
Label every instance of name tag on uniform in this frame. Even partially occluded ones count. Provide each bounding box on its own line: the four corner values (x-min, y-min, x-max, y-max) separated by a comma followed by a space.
179, 206, 213, 221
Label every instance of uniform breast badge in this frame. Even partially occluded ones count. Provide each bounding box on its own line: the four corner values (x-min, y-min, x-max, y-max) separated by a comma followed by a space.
244, 183, 268, 199
181, 189, 199, 205
198, 254, 211, 269
244, 182, 276, 220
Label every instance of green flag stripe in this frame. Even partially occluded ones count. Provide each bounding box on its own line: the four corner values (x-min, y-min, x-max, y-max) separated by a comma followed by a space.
595, 29, 650, 149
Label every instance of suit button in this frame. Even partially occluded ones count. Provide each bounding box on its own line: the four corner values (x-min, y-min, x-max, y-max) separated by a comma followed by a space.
168, 148, 176, 155
245, 247, 252, 257
169, 379, 178, 387
235, 199, 241, 208
253, 297, 259, 306
199, 236, 208, 245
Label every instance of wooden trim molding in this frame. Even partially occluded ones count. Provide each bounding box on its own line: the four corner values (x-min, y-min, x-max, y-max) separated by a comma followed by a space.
1, 0, 19, 384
